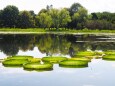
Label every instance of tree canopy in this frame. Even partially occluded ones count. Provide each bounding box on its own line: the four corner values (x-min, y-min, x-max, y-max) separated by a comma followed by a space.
0, 3, 114, 30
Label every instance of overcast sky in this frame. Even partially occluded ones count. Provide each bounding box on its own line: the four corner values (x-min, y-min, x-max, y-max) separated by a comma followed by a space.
0, 0, 115, 14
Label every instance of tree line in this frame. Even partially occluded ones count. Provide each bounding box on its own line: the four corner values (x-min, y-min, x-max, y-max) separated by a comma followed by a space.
0, 3, 115, 30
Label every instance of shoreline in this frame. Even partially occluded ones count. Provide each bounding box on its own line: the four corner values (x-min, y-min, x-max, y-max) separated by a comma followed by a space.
0, 31, 115, 35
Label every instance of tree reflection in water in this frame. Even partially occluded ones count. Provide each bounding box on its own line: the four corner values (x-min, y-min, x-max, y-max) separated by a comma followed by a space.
0, 34, 115, 56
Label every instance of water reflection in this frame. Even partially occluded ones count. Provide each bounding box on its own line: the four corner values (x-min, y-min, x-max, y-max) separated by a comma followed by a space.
0, 34, 115, 56
1, 34, 115, 86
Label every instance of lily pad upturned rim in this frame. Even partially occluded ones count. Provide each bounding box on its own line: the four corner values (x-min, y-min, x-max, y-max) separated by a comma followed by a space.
59, 60, 88, 68
69, 57, 91, 62
42, 57, 67, 63
23, 63, 53, 70
28, 58, 41, 63
104, 51, 115, 55
2, 59, 28, 67
103, 55, 115, 61
75, 51, 95, 56
7, 55, 33, 60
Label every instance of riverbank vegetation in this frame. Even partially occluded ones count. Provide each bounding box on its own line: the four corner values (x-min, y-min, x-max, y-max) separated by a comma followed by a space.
0, 3, 115, 31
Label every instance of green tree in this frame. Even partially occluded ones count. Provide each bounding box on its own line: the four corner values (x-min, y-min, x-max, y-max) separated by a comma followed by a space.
49, 8, 71, 30
49, 8, 59, 30
91, 13, 98, 20
85, 20, 112, 30
38, 9, 47, 15
0, 10, 3, 27
72, 7, 88, 29
69, 3, 82, 16
2, 5, 19, 28
38, 13, 52, 29
59, 8, 71, 28
17, 11, 35, 28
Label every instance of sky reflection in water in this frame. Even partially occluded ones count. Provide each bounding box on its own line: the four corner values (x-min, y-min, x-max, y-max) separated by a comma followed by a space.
0, 34, 115, 86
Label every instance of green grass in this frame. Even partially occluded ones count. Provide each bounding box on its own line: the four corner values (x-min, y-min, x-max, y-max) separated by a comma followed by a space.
42, 57, 68, 63
23, 63, 53, 71
0, 28, 115, 34
59, 60, 88, 68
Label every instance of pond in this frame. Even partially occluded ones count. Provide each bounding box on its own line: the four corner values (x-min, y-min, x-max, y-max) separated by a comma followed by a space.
0, 34, 115, 86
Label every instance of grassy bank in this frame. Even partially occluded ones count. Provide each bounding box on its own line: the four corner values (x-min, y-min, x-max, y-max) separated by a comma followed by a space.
0, 28, 115, 34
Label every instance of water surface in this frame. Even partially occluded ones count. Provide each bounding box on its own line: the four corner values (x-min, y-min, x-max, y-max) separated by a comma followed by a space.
0, 34, 115, 86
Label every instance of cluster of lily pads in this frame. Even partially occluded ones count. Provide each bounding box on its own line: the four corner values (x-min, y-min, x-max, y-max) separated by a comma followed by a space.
1, 50, 115, 72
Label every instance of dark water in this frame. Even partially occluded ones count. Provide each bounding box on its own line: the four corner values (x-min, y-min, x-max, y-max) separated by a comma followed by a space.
0, 34, 115, 86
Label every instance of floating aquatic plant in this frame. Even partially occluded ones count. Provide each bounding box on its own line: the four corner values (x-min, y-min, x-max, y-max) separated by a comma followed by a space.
59, 60, 88, 68
68, 57, 91, 62
75, 51, 95, 57
2, 59, 28, 67
104, 50, 115, 55
42, 57, 67, 63
103, 55, 115, 61
28, 58, 41, 63
23, 63, 53, 71
7, 55, 33, 60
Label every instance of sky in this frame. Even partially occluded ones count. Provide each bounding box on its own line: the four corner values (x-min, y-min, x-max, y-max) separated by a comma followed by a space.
0, 0, 115, 14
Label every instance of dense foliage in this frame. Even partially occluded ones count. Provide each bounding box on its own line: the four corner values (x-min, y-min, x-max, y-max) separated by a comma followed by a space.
0, 3, 115, 30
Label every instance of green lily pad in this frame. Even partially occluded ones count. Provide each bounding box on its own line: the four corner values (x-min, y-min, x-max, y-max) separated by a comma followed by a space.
75, 51, 95, 57
2, 59, 28, 67
59, 60, 88, 68
28, 58, 41, 63
103, 55, 115, 61
104, 51, 115, 55
23, 63, 53, 71
42, 57, 67, 63
7, 55, 33, 60
69, 57, 91, 62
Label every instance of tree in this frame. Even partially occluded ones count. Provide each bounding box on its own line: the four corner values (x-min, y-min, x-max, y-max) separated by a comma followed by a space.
0, 10, 3, 27
69, 3, 82, 16
49, 8, 59, 29
2, 5, 19, 28
17, 11, 35, 28
38, 9, 47, 15
85, 20, 112, 30
72, 7, 88, 29
46, 5, 53, 11
38, 13, 52, 29
49, 8, 71, 30
59, 8, 71, 28
91, 13, 98, 20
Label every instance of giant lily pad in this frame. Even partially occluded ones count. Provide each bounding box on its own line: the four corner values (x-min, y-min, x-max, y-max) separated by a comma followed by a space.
23, 63, 53, 71
103, 55, 115, 61
59, 60, 88, 68
69, 57, 91, 62
104, 50, 115, 55
28, 58, 41, 63
75, 51, 95, 57
2, 59, 28, 67
7, 55, 33, 60
42, 57, 67, 63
